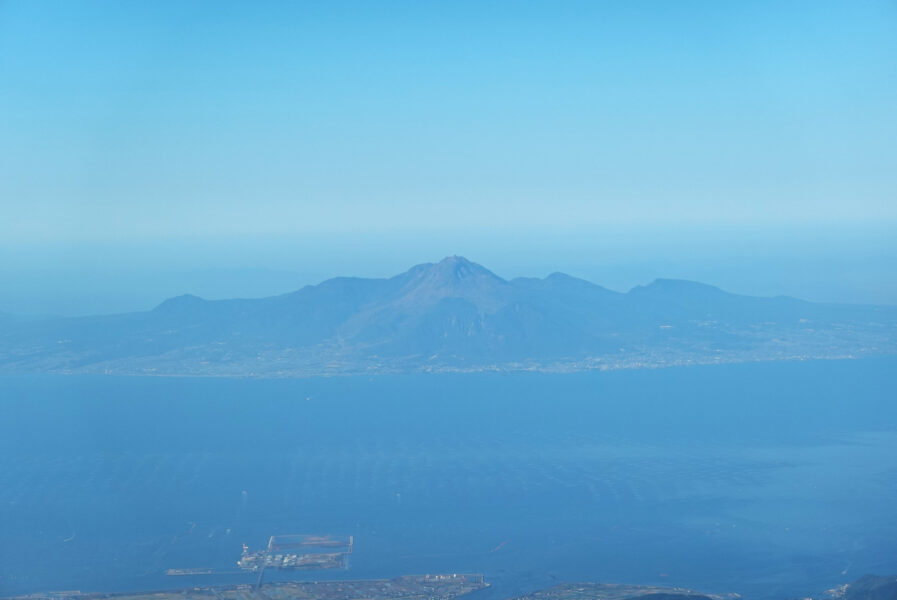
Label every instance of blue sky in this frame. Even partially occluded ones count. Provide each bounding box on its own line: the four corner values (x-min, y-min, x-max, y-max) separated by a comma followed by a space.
0, 1, 895, 312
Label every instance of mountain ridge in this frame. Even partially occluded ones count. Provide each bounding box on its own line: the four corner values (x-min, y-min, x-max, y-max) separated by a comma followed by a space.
0, 256, 894, 376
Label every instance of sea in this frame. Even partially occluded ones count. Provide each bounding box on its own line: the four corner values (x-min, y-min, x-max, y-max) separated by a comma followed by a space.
1, 358, 896, 599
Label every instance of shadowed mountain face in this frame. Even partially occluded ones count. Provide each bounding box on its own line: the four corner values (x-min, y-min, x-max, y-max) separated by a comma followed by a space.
0, 257, 895, 376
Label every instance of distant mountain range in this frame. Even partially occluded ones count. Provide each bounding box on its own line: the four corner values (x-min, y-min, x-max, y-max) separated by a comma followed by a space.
1, 256, 894, 376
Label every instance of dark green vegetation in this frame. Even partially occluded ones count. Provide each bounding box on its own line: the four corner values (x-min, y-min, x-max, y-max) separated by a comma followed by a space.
837, 575, 897, 600
508, 577, 897, 600
510, 583, 722, 600
1, 257, 894, 376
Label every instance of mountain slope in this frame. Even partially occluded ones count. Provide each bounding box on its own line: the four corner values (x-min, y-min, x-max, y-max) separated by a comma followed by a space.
0, 256, 894, 375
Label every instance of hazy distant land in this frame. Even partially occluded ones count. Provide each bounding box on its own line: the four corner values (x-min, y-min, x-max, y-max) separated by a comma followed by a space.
0, 257, 894, 377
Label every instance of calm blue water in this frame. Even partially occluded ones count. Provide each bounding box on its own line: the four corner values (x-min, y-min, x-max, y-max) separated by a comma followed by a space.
1, 359, 896, 599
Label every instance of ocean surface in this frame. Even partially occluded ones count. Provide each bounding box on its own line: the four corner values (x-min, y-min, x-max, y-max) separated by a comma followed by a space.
1, 359, 896, 599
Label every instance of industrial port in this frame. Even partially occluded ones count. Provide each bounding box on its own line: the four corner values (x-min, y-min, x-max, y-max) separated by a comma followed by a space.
161, 533, 355, 588
237, 533, 353, 573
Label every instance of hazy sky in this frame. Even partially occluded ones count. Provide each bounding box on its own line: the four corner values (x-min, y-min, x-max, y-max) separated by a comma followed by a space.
1, 1, 896, 313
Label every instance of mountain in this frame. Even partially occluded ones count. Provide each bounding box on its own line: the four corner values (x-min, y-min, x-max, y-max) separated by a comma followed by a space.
0, 256, 894, 376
